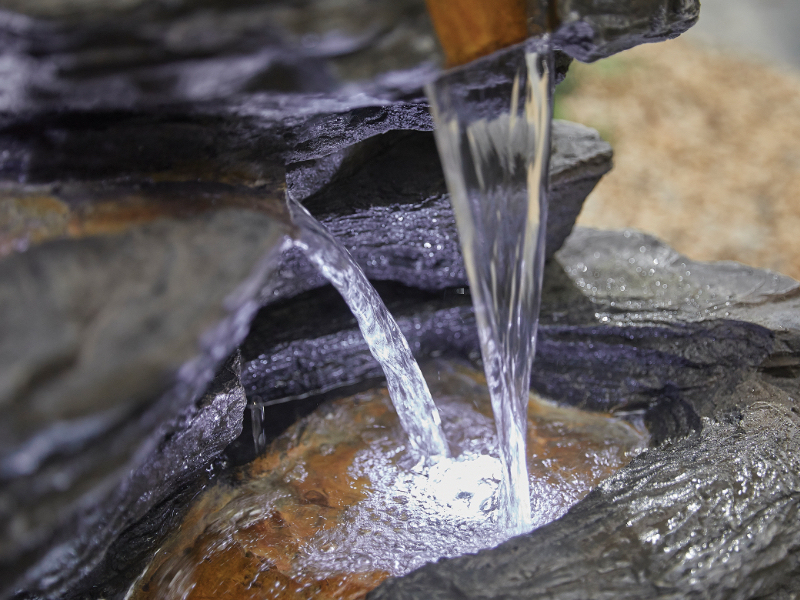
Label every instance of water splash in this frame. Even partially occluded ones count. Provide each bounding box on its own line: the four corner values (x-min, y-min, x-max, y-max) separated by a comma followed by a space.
128, 360, 650, 600
426, 41, 553, 535
288, 197, 449, 459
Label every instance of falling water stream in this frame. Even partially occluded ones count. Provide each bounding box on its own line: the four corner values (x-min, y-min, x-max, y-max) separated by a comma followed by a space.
288, 40, 554, 537
426, 42, 553, 535
127, 47, 635, 593
288, 197, 450, 460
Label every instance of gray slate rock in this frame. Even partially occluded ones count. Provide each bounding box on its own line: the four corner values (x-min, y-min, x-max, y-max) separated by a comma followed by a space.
280, 120, 612, 296
0, 208, 288, 599
552, 0, 701, 62
230, 228, 800, 599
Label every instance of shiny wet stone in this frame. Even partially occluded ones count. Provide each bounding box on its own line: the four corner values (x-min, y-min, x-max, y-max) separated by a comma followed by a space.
130, 360, 647, 600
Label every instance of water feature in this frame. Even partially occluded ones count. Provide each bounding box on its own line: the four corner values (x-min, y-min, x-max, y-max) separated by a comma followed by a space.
426, 41, 554, 535
288, 197, 449, 460
129, 360, 648, 600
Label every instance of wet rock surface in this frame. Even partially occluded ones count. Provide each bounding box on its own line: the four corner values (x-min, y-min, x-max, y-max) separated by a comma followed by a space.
366, 230, 800, 599
60, 351, 249, 600
0, 208, 288, 598
284, 120, 611, 294
52, 225, 800, 600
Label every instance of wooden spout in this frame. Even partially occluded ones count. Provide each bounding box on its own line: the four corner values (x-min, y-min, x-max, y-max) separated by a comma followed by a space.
426, 0, 559, 67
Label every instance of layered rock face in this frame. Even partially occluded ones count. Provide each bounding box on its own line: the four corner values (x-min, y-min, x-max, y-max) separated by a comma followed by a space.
368, 229, 800, 599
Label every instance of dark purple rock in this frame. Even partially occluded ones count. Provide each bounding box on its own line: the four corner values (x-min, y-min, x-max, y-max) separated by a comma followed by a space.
552, 0, 701, 63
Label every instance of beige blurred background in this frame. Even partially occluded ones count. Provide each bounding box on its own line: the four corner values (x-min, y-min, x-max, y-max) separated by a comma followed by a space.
556, 0, 800, 280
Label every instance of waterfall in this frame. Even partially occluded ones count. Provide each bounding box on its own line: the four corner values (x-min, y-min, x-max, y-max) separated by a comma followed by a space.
426, 42, 553, 535
288, 197, 450, 460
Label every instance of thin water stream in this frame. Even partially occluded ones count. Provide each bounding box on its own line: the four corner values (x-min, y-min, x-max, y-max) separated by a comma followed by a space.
288, 197, 449, 460
427, 42, 553, 535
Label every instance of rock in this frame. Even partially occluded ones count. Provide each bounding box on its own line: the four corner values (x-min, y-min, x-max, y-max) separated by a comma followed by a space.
240, 283, 474, 410
0, 37, 608, 600
552, 0, 701, 63
0, 195, 287, 453
0, 0, 704, 597
59, 351, 248, 600
0, 204, 289, 599
363, 228, 800, 599
282, 120, 612, 295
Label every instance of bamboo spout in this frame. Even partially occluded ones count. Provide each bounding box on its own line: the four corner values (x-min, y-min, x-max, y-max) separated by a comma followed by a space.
426, 0, 700, 66
425, 0, 558, 67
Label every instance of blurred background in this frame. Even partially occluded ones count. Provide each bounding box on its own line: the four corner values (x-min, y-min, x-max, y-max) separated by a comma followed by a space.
556, 0, 800, 279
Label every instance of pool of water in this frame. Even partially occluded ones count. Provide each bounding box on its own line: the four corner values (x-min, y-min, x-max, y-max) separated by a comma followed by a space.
129, 359, 648, 600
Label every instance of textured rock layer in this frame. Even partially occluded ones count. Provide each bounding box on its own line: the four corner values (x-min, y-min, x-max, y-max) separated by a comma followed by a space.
367, 230, 800, 599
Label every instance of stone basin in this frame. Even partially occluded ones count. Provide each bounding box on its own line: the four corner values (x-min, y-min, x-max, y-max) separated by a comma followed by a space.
128, 360, 648, 600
